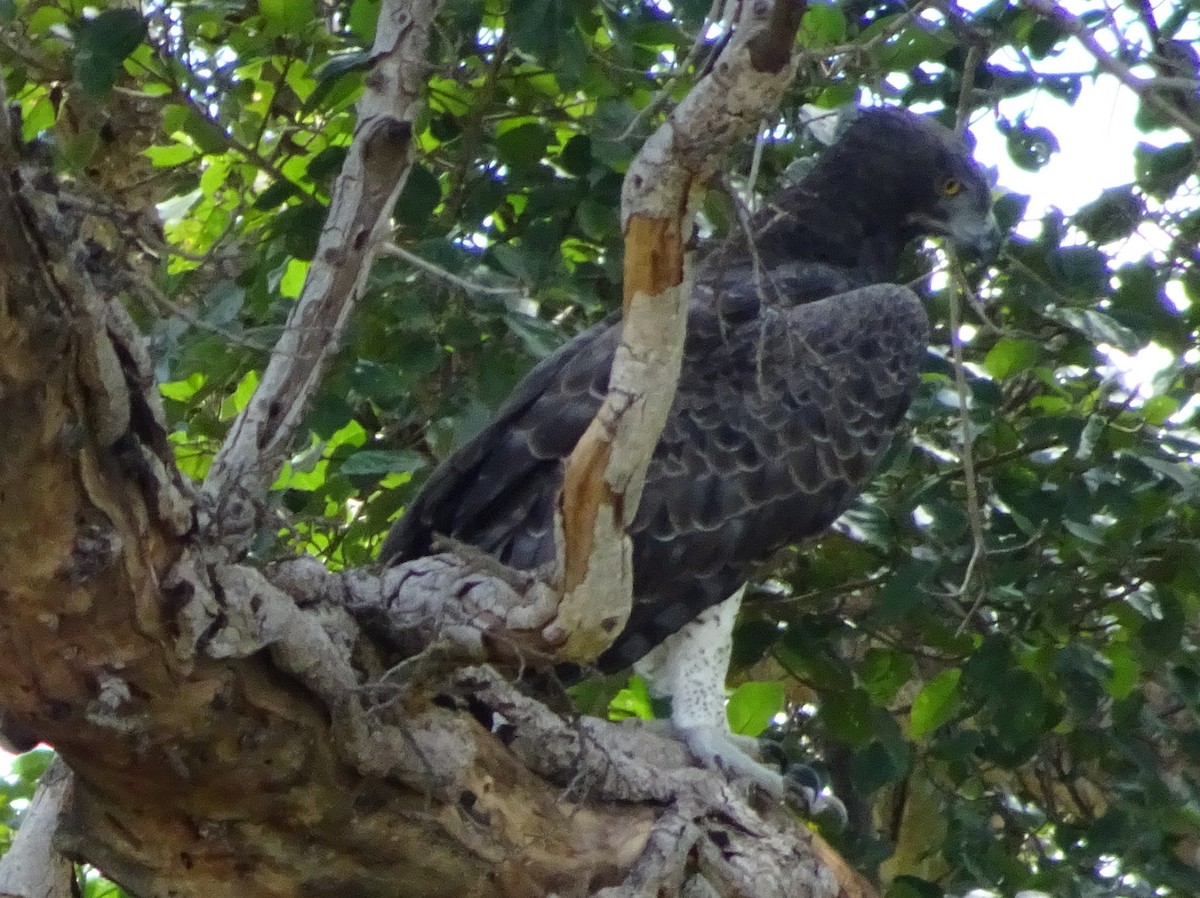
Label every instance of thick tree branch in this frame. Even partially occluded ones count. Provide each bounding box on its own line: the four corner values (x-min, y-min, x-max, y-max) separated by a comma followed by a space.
554, 0, 807, 660
201, 0, 443, 540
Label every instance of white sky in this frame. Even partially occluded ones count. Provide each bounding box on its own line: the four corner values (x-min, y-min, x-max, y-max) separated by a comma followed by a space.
963, 24, 1195, 396
977, 75, 1144, 218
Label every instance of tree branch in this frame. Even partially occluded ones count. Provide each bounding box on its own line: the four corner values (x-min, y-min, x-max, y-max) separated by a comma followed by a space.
201, 0, 444, 542
0, 133, 840, 898
0, 759, 73, 898
553, 0, 807, 660
0, 3, 855, 895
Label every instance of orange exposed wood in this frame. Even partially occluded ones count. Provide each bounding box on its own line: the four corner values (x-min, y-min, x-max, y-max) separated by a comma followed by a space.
560, 425, 618, 594
621, 214, 685, 314
559, 212, 684, 598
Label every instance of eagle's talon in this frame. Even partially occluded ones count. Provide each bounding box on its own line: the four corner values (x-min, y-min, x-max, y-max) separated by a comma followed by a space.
676, 725, 848, 832
783, 762, 822, 794
783, 764, 848, 831
756, 738, 789, 773
811, 792, 849, 832
677, 723, 787, 798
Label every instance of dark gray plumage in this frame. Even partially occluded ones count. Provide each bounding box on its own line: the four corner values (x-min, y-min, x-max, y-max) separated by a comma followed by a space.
381, 107, 999, 672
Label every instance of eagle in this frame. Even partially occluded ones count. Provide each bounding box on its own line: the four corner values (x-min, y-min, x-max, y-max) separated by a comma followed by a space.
382, 106, 999, 798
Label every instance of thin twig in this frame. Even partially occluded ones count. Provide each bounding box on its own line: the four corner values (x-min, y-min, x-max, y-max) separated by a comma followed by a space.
618, 0, 734, 141
745, 126, 766, 212
379, 242, 525, 297
949, 258, 988, 632
953, 44, 984, 132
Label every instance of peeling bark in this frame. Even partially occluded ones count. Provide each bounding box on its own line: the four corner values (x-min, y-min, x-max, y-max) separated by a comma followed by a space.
0, 160, 847, 894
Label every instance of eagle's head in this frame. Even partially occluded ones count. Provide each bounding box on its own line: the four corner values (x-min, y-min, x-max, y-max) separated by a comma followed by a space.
905, 125, 1002, 261
816, 107, 1003, 261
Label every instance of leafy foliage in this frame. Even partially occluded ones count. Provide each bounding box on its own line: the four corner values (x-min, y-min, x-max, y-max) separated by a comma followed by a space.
2, 1, 1199, 896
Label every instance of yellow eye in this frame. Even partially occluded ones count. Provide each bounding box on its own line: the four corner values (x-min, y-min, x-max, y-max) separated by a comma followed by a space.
942, 177, 962, 196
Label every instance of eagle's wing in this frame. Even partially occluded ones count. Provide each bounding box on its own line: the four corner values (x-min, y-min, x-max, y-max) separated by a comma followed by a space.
602, 277, 928, 670
382, 263, 927, 673
378, 317, 618, 569
379, 258, 862, 574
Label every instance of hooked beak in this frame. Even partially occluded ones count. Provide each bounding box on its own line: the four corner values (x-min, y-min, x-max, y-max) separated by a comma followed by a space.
951, 208, 1003, 262
912, 206, 1003, 263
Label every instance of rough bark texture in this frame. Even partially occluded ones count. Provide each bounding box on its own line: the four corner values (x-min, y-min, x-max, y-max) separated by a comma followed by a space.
0, 2, 860, 897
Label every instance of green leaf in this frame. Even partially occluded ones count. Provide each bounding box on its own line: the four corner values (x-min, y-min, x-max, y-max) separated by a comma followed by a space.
983, 338, 1040, 379
310, 51, 372, 109
989, 670, 1056, 756
348, 0, 381, 43
862, 648, 915, 704
872, 561, 934, 621
1075, 186, 1143, 244
1134, 142, 1194, 199
11, 747, 54, 782
887, 875, 943, 898
799, 5, 846, 47
74, 9, 147, 98
731, 619, 780, 669
219, 371, 259, 420
726, 681, 784, 736
145, 142, 198, 168
820, 687, 876, 746
491, 243, 536, 282
881, 24, 955, 70
1104, 643, 1139, 700
1044, 307, 1141, 353
992, 191, 1030, 233
28, 6, 69, 37
340, 450, 427, 476
1129, 453, 1200, 493
396, 164, 442, 229
851, 740, 907, 793
254, 180, 303, 211
1027, 17, 1067, 58
608, 675, 655, 721
1055, 245, 1110, 296
910, 669, 961, 739
1141, 394, 1179, 426
509, 0, 570, 62
496, 121, 551, 171
160, 373, 206, 403
504, 312, 563, 359
307, 147, 350, 185
1002, 117, 1060, 171
576, 197, 617, 242
261, 0, 314, 36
